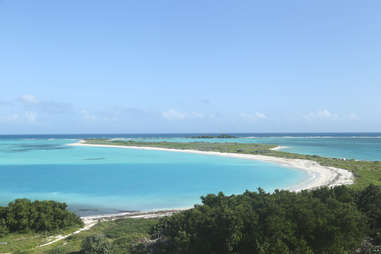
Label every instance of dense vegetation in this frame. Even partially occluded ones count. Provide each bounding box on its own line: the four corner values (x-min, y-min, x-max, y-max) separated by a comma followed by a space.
83, 139, 381, 189
3, 187, 381, 253
0, 199, 83, 237
81, 234, 112, 254
148, 185, 381, 254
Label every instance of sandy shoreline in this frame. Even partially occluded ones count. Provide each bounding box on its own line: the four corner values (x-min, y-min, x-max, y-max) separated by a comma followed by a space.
46, 141, 354, 244
38, 209, 182, 248
69, 141, 354, 192
271, 145, 288, 151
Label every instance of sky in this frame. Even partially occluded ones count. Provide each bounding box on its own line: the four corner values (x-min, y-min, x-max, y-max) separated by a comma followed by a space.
0, 0, 380, 134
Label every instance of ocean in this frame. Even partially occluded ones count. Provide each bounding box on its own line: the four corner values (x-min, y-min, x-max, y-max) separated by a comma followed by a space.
0, 133, 379, 215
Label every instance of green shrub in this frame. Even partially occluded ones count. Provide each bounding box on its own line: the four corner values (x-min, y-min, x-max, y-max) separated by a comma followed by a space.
0, 199, 83, 235
0, 218, 8, 237
47, 247, 66, 254
81, 234, 112, 254
151, 187, 367, 254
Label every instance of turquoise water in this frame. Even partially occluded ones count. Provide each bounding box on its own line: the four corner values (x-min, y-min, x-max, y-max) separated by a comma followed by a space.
253, 137, 381, 161
0, 138, 307, 215
128, 135, 381, 161
1, 133, 379, 215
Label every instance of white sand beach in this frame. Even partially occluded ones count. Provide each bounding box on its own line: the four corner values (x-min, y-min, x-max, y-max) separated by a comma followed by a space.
270, 145, 288, 151
69, 141, 354, 192
58, 141, 356, 242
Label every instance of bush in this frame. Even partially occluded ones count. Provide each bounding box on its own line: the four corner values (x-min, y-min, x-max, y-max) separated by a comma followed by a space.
151, 187, 367, 254
47, 247, 66, 254
0, 199, 83, 235
81, 234, 112, 254
0, 218, 8, 237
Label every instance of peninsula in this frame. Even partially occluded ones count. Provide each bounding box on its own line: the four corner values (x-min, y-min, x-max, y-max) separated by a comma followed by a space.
68, 139, 381, 190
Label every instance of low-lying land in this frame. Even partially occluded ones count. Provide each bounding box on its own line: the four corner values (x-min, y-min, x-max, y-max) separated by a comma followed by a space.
0, 217, 159, 254
189, 134, 237, 138
79, 139, 381, 190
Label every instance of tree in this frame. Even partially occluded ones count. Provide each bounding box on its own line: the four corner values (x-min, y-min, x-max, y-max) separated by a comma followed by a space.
0, 218, 8, 237
0, 199, 83, 236
81, 234, 112, 254
151, 186, 366, 254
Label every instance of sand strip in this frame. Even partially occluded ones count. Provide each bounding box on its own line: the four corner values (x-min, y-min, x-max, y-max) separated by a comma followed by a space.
68, 142, 354, 192
38, 142, 354, 247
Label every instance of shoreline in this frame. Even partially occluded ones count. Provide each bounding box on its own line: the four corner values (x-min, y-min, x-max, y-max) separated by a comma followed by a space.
271, 145, 288, 151
69, 141, 354, 192
39, 209, 183, 248
46, 141, 355, 246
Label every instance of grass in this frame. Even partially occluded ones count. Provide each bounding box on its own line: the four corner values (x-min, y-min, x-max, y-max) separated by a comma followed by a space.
0, 226, 80, 254
83, 139, 381, 190
0, 218, 158, 254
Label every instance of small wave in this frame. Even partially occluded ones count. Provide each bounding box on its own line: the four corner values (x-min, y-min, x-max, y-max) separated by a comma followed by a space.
109, 138, 133, 141
271, 146, 289, 151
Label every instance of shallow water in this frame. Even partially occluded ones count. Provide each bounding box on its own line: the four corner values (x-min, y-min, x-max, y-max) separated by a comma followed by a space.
126, 133, 381, 161
0, 137, 306, 215
1, 133, 379, 215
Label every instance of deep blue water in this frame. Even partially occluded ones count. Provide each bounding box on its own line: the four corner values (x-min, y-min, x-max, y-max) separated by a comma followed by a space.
0, 133, 379, 215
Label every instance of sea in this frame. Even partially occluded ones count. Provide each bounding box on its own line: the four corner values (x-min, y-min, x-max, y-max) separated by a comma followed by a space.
0, 133, 380, 215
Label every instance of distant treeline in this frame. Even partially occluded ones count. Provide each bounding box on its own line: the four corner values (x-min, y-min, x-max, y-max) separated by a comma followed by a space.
190, 134, 237, 139
0, 199, 83, 236
146, 185, 381, 254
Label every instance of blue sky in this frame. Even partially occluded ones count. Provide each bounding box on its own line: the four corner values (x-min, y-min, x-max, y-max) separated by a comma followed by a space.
0, 0, 380, 133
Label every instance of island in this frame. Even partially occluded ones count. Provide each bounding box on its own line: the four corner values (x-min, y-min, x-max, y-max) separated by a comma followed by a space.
189, 134, 237, 139
73, 138, 381, 190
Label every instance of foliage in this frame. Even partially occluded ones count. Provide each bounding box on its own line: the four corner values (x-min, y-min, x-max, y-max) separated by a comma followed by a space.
148, 185, 381, 254
357, 185, 381, 243
81, 234, 112, 254
3, 185, 381, 254
46, 247, 67, 254
0, 199, 83, 236
0, 218, 8, 237
190, 134, 237, 139
1, 218, 160, 254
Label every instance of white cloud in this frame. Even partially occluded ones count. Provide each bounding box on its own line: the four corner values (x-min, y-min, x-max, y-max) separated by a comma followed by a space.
348, 113, 359, 120
0, 113, 19, 123
200, 98, 211, 105
255, 112, 267, 119
19, 94, 39, 104
8, 114, 19, 121
304, 109, 339, 120
191, 112, 204, 118
162, 109, 186, 120
0, 112, 37, 123
80, 110, 97, 121
240, 112, 267, 121
24, 111, 37, 122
